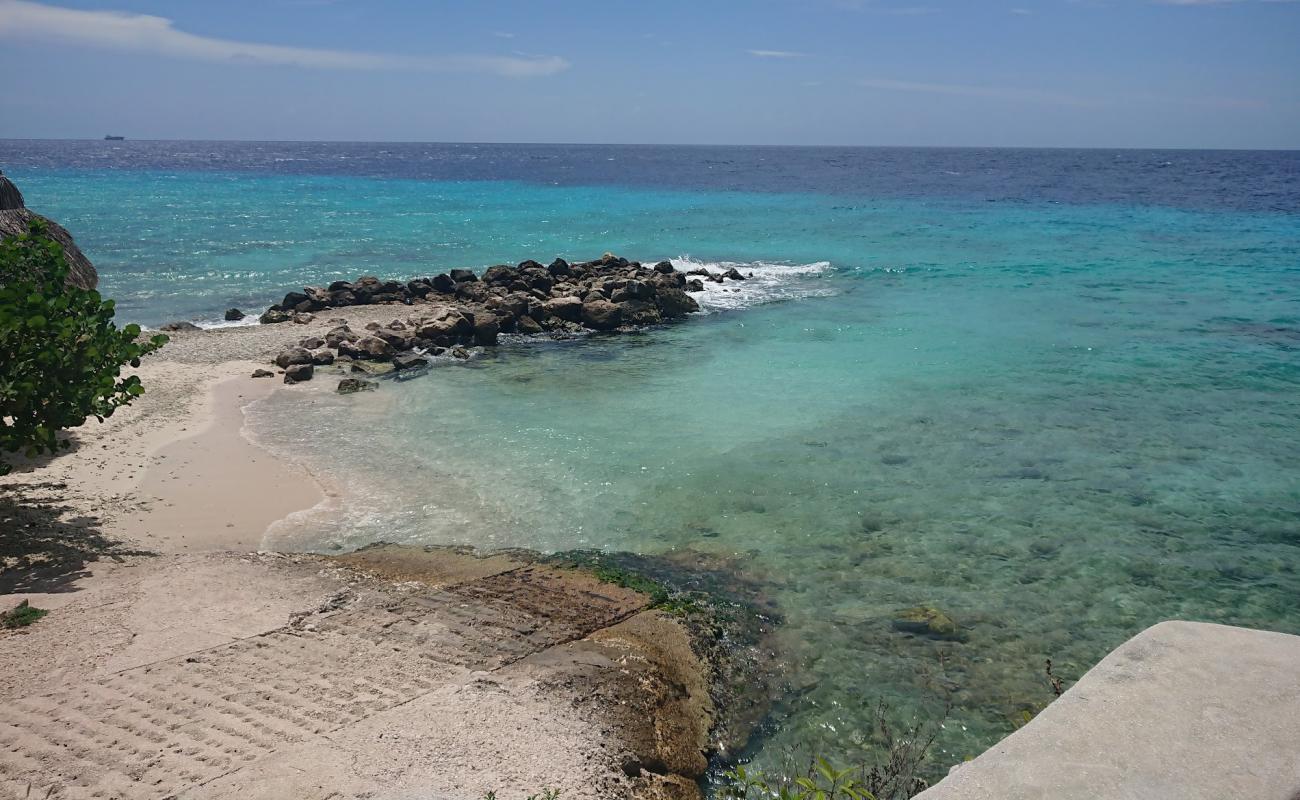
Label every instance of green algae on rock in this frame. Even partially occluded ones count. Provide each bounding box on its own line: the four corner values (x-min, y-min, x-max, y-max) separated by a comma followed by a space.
892, 606, 964, 642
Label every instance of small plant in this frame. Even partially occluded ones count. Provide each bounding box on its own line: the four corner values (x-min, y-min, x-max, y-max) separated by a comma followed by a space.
720, 758, 880, 800
1045, 658, 1065, 697
480, 790, 560, 800
1, 600, 49, 629
718, 702, 944, 800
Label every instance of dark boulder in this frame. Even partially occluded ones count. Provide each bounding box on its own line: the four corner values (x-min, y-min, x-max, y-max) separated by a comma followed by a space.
548, 258, 572, 277
483, 265, 518, 285
392, 352, 429, 371
374, 329, 414, 351
473, 315, 501, 346
325, 326, 358, 348
685, 279, 705, 292
274, 347, 314, 368
449, 268, 478, 283
723, 267, 747, 281
310, 350, 335, 365
340, 336, 395, 361
329, 289, 358, 306
455, 282, 489, 303
431, 274, 457, 293
618, 300, 663, 326
280, 291, 310, 310
612, 280, 655, 302
517, 315, 544, 334
300, 336, 325, 350
284, 363, 314, 383
520, 268, 554, 293
543, 296, 583, 322
327, 280, 354, 292
654, 261, 676, 274
656, 287, 700, 318
251, 369, 275, 378
159, 321, 200, 332
224, 308, 245, 321
259, 309, 292, 324
407, 279, 434, 298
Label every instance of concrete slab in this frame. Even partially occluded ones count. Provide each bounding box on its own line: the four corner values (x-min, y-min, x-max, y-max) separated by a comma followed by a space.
916, 621, 1300, 800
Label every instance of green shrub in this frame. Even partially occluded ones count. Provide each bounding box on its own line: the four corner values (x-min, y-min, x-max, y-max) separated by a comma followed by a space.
1, 600, 48, 629
0, 220, 167, 474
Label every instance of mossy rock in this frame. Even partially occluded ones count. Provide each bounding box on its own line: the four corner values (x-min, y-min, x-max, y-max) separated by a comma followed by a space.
891, 605, 964, 641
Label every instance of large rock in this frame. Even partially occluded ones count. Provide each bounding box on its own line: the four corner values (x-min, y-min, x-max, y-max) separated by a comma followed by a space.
581, 298, 623, 331
0, 172, 98, 291
655, 287, 700, 318
544, 296, 584, 322
473, 315, 501, 346
274, 347, 314, 369
283, 363, 314, 383
339, 336, 395, 362
617, 300, 663, 326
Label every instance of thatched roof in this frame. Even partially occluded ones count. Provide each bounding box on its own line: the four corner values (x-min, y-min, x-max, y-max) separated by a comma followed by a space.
0, 172, 98, 290
0, 172, 23, 211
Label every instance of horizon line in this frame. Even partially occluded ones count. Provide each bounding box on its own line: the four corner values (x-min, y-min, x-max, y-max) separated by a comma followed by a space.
2, 136, 1298, 153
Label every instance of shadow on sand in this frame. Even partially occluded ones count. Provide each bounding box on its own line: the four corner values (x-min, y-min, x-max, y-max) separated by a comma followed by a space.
0, 481, 154, 595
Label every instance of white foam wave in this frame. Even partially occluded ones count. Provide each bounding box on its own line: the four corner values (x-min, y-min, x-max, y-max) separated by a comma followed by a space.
196, 316, 261, 330
667, 257, 835, 312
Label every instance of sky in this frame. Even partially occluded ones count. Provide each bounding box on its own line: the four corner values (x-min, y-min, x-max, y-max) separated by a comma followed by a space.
0, 0, 1298, 148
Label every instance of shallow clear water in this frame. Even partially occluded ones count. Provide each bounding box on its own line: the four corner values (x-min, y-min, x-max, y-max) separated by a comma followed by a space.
4, 141, 1299, 777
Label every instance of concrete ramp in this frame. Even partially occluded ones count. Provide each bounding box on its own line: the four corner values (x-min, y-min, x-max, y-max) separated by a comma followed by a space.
917, 621, 1300, 800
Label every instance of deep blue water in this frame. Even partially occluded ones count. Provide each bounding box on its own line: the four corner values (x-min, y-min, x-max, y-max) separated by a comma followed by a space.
3, 139, 1299, 783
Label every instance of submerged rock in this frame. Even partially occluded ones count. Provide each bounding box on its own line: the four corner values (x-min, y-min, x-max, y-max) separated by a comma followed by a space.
337, 377, 377, 394
224, 308, 245, 321
891, 606, 964, 641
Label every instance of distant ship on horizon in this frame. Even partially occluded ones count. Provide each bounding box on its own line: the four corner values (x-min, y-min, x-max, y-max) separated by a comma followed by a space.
104, 135, 125, 141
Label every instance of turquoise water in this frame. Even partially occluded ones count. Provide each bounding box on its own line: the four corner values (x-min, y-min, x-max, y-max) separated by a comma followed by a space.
6, 145, 1300, 780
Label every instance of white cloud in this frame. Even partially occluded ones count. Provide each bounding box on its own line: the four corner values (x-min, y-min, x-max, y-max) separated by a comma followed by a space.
746, 49, 807, 58
858, 77, 1097, 107
1155, 0, 1298, 4
0, 0, 569, 77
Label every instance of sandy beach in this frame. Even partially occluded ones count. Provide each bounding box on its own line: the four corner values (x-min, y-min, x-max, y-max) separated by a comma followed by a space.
0, 312, 717, 800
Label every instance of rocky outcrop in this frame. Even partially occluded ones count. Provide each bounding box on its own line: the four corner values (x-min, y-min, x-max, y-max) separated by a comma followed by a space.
257, 255, 725, 342
0, 172, 99, 291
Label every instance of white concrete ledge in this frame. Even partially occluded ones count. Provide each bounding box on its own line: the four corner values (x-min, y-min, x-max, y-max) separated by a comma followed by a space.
916, 621, 1300, 800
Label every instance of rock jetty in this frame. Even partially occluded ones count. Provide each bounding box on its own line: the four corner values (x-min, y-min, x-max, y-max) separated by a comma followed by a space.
260, 255, 753, 380
256, 254, 743, 332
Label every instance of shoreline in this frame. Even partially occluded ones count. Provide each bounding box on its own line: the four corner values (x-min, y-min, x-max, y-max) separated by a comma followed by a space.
0, 308, 737, 799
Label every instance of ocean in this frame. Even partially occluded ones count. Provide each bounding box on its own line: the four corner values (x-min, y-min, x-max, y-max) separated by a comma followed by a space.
4, 140, 1299, 781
